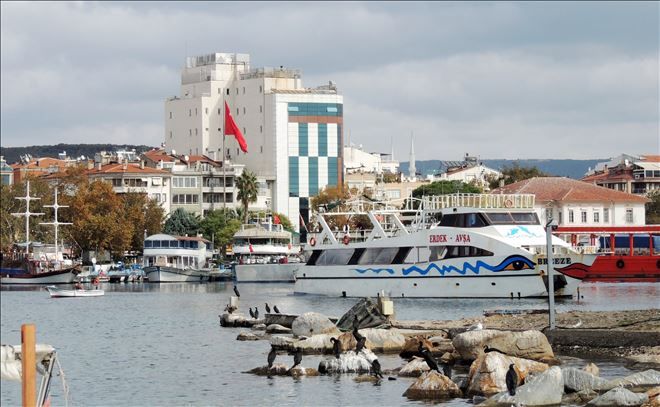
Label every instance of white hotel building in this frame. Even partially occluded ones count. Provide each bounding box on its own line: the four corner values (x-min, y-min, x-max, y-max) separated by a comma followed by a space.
165, 53, 344, 232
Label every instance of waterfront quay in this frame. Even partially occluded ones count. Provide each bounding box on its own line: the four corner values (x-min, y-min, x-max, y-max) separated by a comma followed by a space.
2, 281, 658, 406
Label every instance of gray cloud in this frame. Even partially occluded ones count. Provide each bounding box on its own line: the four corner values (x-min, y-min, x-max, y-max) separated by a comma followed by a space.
1, 1, 658, 159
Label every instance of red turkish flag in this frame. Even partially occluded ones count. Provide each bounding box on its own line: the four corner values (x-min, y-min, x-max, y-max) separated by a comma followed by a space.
224, 101, 248, 153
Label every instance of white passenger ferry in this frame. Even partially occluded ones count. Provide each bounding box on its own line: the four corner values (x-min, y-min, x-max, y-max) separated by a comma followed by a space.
233, 219, 301, 283
294, 194, 595, 298
143, 234, 214, 282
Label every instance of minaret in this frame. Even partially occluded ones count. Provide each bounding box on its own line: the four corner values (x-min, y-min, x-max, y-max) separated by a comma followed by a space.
409, 135, 416, 180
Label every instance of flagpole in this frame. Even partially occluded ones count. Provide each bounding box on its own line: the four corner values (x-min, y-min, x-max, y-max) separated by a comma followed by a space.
223, 99, 226, 211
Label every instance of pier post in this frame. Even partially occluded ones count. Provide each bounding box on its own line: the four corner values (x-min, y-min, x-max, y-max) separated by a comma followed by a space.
546, 220, 556, 330
21, 323, 36, 407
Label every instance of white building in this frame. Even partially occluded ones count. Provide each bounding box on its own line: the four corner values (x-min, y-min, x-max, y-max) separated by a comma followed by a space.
432, 154, 502, 191
492, 177, 649, 227
165, 53, 344, 232
344, 145, 399, 174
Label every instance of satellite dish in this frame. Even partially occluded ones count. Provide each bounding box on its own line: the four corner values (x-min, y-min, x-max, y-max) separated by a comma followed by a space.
91, 257, 97, 264
184, 155, 190, 162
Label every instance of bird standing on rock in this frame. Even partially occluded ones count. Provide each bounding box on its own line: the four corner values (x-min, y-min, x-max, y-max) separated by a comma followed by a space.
273, 305, 281, 314
249, 308, 255, 318
265, 303, 271, 313
233, 285, 240, 297
355, 336, 366, 354
254, 307, 259, 320
506, 364, 518, 396
371, 359, 384, 379
290, 348, 303, 370
267, 346, 277, 368
330, 337, 341, 359
419, 345, 440, 373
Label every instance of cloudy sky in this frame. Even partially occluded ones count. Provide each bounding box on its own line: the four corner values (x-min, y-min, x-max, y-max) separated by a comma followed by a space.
1, 2, 658, 160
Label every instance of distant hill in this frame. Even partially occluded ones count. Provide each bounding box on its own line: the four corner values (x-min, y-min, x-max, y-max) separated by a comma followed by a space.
0, 143, 157, 164
400, 159, 605, 180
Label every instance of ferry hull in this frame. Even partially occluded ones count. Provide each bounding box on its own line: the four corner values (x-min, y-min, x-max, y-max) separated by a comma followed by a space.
234, 264, 299, 283
559, 255, 660, 283
144, 266, 209, 283
1, 268, 78, 285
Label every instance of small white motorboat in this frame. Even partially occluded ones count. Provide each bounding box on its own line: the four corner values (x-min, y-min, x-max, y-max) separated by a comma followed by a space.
45, 285, 104, 298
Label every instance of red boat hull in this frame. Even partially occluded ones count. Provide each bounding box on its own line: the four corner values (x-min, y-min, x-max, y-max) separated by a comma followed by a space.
559, 255, 660, 282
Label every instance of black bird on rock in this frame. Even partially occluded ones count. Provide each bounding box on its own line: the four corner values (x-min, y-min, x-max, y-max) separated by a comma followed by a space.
249, 308, 255, 318
442, 363, 452, 379
355, 336, 366, 354
506, 364, 518, 396
273, 305, 281, 314
254, 307, 259, 320
371, 359, 384, 379
419, 346, 440, 373
291, 348, 303, 370
265, 303, 271, 313
233, 285, 240, 297
484, 345, 507, 355
330, 337, 341, 359
267, 345, 277, 368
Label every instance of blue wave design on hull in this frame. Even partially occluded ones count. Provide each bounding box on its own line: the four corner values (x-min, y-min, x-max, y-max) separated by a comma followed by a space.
402, 255, 535, 276
353, 268, 396, 275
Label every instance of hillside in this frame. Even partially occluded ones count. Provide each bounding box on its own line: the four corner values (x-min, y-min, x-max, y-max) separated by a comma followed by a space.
400, 159, 605, 180
0, 143, 157, 164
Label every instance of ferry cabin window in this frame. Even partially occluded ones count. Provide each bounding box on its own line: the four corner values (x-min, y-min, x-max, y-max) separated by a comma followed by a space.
358, 247, 400, 265
315, 249, 354, 266
443, 245, 494, 259
439, 213, 487, 227
483, 212, 539, 225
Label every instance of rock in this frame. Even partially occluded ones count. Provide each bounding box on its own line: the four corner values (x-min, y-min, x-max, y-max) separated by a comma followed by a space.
563, 389, 600, 405
251, 324, 267, 331
246, 363, 290, 376
609, 370, 660, 390
335, 331, 357, 353
270, 335, 296, 348
440, 352, 456, 364
452, 329, 554, 362
584, 362, 600, 376
452, 329, 505, 360
318, 349, 378, 374
291, 312, 339, 337
398, 356, 431, 377
264, 313, 298, 328
237, 332, 260, 341
336, 297, 389, 331
480, 366, 564, 406
266, 324, 292, 334
431, 339, 455, 355
360, 328, 407, 353
562, 367, 614, 392
428, 332, 450, 342
466, 352, 549, 396
354, 374, 380, 383
642, 386, 660, 407
289, 365, 320, 377
400, 335, 434, 358
403, 371, 463, 400
587, 387, 649, 406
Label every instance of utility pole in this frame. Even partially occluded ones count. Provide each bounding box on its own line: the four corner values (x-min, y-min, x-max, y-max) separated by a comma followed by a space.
545, 218, 557, 329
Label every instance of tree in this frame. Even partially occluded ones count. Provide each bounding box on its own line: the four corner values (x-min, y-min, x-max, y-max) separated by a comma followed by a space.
122, 192, 164, 252
163, 208, 200, 237
646, 190, 660, 225
273, 212, 294, 232
489, 163, 548, 189
236, 170, 258, 222
198, 209, 242, 259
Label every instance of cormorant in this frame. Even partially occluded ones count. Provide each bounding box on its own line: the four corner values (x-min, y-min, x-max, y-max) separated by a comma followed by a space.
484, 345, 507, 354
352, 318, 364, 343
420, 348, 440, 373
291, 348, 303, 370
273, 305, 281, 314
254, 307, 259, 320
442, 363, 452, 379
330, 337, 341, 359
506, 364, 518, 396
249, 308, 255, 318
355, 336, 366, 354
267, 346, 277, 368
371, 359, 384, 378
233, 285, 240, 297
265, 303, 271, 313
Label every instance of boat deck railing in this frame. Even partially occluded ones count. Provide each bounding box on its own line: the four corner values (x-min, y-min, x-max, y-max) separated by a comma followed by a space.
421, 193, 536, 210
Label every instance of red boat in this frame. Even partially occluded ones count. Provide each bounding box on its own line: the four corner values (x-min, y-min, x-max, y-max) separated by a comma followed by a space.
554, 226, 660, 282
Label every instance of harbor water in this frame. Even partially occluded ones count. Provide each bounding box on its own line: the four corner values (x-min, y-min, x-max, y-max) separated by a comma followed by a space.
1, 282, 658, 406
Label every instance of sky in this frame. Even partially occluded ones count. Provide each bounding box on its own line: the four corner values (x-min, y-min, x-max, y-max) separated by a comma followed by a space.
1, 1, 658, 160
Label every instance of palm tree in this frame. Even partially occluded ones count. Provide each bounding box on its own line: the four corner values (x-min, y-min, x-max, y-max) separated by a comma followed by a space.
236, 170, 258, 223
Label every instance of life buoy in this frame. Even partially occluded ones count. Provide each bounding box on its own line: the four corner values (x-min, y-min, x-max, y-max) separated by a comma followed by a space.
309, 237, 317, 247
504, 199, 513, 208
616, 259, 625, 269
342, 235, 350, 245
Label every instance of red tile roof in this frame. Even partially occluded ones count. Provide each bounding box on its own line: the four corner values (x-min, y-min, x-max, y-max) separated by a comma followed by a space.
492, 177, 648, 203
86, 163, 170, 175
640, 155, 660, 162
142, 149, 176, 162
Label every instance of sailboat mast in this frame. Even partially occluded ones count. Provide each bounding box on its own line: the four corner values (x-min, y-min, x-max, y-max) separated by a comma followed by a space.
11, 181, 45, 251
40, 188, 72, 260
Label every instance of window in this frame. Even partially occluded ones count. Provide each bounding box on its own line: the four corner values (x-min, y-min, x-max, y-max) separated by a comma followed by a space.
205, 108, 208, 115
189, 129, 192, 136
604, 208, 609, 223
243, 107, 246, 114
568, 210, 574, 223
169, 131, 172, 139
260, 125, 263, 133
226, 88, 230, 95
581, 210, 587, 223
259, 85, 263, 93
236, 108, 239, 115
195, 108, 198, 116
625, 209, 633, 223
169, 112, 172, 119
242, 87, 245, 94
593, 211, 600, 223
173, 194, 199, 204
218, 108, 221, 115
260, 146, 263, 153
195, 128, 198, 136
236, 88, 238, 95
358, 248, 399, 265
218, 88, 221, 94
316, 249, 354, 266
188, 109, 191, 117
173, 177, 197, 188
260, 105, 263, 113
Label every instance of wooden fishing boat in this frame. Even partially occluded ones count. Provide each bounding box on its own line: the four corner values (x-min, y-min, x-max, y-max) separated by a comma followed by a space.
45, 286, 104, 298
